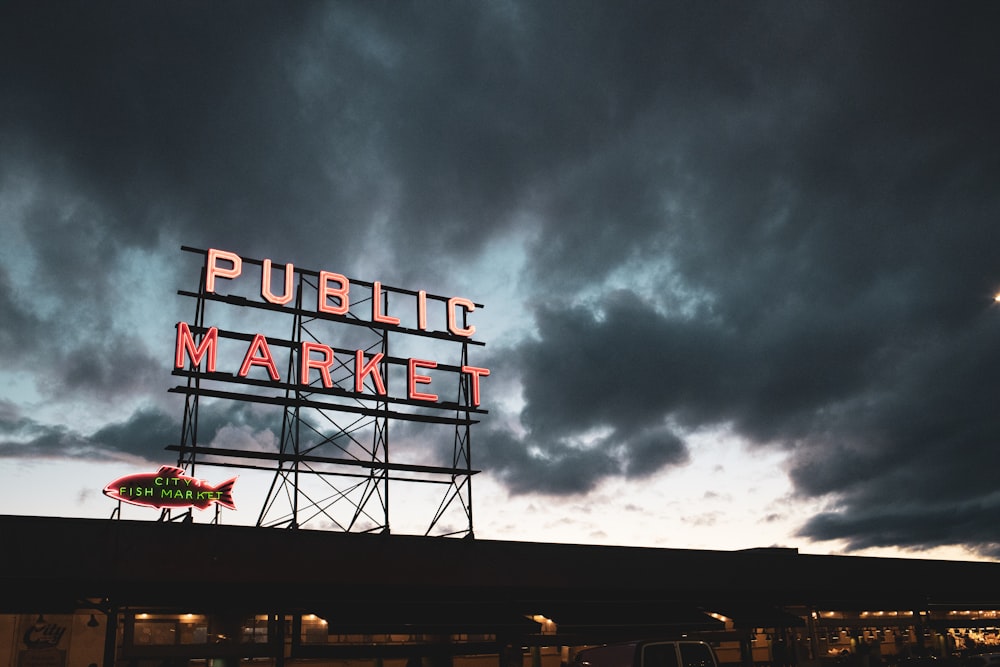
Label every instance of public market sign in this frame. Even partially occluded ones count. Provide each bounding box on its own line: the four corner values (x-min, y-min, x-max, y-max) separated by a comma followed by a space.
175, 248, 490, 405
104, 247, 490, 518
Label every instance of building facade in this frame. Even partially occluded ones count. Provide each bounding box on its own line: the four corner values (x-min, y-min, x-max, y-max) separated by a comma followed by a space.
3, 516, 999, 667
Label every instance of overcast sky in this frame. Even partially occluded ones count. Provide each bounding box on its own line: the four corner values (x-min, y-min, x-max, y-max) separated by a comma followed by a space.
2, 1, 1000, 559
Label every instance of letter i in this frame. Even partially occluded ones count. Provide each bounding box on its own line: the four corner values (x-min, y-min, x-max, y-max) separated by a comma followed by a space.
417, 290, 428, 331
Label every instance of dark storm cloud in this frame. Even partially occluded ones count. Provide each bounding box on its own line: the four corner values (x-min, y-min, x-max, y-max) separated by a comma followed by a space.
477, 418, 688, 496
466, 3, 1000, 557
90, 401, 278, 461
0, 267, 41, 355
485, 283, 1000, 554
0, 407, 108, 460
0, 401, 278, 463
0, 405, 171, 461
54, 336, 163, 401
88, 407, 180, 461
0, 2, 335, 416
0, 2, 819, 276
0, 2, 331, 258
3, 0, 1000, 556
0, 198, 165, 402
0, 422, 88, 459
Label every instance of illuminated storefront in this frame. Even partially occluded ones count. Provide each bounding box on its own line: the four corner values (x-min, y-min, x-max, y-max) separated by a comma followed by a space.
8, 598, 1000, 667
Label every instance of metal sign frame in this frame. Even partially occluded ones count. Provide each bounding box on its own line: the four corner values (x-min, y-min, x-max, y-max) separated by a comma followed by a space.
163, 246, 488, 537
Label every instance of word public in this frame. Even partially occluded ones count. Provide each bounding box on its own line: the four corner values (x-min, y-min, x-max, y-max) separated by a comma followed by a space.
174, 248, 490, 406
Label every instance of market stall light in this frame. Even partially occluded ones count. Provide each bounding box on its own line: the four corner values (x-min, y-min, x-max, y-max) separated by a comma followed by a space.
530, 614, 557, 634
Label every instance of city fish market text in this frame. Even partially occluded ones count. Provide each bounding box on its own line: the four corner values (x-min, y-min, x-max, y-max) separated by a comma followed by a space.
104, 466, 237, 511
175, 248, 490, 405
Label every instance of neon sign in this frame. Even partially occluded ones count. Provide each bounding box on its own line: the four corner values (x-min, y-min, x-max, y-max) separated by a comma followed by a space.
174, 248, 490, 406
104, 466, 237, 510
136, 246, 490, 534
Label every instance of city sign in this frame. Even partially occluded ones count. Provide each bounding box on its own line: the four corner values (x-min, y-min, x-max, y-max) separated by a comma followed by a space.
104, 465, 237, 511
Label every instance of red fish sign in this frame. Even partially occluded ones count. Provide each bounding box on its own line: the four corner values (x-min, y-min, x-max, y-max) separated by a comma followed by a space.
104, 465, 237, 511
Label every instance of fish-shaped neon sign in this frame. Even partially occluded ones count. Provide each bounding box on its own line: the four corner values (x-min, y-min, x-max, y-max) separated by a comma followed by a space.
104, 465, 237, 511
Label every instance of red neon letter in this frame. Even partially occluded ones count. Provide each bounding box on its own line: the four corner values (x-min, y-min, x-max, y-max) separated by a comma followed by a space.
447, 297, 476, 337
461, 366, 490, 407
262, 259, 295, 305
318, 271, 349, 315
407, 358, 438, 402
301, 342, 335, 388
239, 333, 280, 381
175, 322, 219, 372
417, 290, 428, 331
372, 281, 400, 326
355, 350, 387, 395
206, 248, 242, 293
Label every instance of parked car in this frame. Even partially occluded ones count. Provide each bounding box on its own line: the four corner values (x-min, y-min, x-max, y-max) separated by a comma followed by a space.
574, 640, 719, 667
964, 654, 1000, 667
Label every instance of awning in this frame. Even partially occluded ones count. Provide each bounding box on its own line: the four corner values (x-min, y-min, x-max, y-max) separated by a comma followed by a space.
710, 605, 807, 629
929, 618, 1000, 630
315, 601, 540, 635
539, 601, 725, 633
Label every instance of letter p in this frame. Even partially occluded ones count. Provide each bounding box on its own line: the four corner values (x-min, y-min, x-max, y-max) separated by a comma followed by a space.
206, 248, 242, 293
